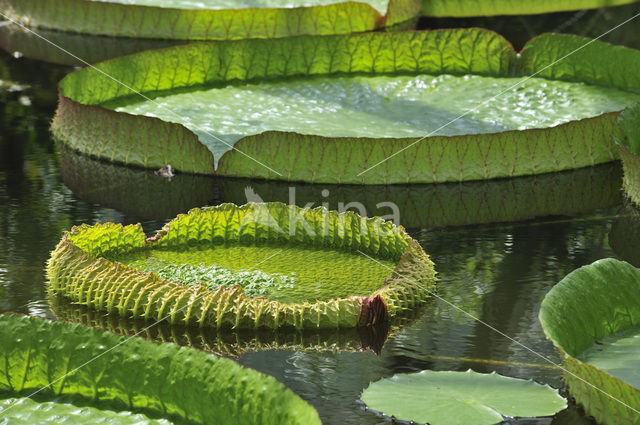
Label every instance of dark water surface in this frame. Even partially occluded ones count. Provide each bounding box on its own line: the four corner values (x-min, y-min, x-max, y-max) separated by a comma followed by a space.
2, 4, 640, 424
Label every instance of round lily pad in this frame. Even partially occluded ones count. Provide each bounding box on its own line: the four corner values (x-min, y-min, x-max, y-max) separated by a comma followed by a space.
51, 29, 640, 183
47, 202, 436, 329
1, 0, 418, 40
539, 258, 640, 425
360, 369, 567, 425
0, 314, 321, 425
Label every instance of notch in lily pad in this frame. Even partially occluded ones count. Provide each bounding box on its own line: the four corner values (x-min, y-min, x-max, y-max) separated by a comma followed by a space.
360, 369, 567, 425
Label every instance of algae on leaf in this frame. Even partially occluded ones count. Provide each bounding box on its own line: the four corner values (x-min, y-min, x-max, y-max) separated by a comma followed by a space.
360, 369, 566, 425
52, 29, 640, 183
47, 203, 436, 329
0, 314, 322, 425
539, 258, 640, 425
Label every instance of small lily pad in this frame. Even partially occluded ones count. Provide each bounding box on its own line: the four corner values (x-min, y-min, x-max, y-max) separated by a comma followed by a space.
360, 369, 566, 425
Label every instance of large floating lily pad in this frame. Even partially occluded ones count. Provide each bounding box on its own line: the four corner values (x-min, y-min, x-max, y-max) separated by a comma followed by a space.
47, 202, 436, 329
0, 0, 418, 40
0, 313, 321, 425
360, 369, 566, 425
616, 102, 640, 205
52, 29, 640, 183
419, 0, 639, 17
539, 258, 640, 425
49, 294, 411, 356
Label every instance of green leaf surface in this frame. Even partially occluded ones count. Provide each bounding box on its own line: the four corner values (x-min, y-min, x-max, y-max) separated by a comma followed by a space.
113, 245, 395, 303
52, 29, 640, 183
578, 324, 640, 389
0, 0, 419, 39
108, 73, 638, 166
539, 258, 640, 425
617, 102, 640, 153
419, 0, 638, 17
0, 397, 173, 425
47, 203, 436, 329
48, 294, 397, 357
360, 369, 566, 425
0, 314, 322, 425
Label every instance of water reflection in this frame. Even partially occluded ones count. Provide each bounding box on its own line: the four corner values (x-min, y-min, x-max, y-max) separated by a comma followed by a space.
2, 7, 639, 421
609, 200, 640, 267
58, 145, 622, 229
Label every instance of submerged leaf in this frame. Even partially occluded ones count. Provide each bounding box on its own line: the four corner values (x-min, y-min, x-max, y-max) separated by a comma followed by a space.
360, 369, 566, 425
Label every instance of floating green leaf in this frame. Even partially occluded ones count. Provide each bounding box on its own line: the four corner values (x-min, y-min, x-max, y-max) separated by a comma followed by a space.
539, 258, 640, 425
49, 294, 398, 356
47, 202, 436, 329
52, 29, 640, 183
0, 397, 172, 425
360, 369, 566, 425
616, 103, 640, 205
419, 0, 638, 17
0, 314, 321, 425
0, 0, 419, 40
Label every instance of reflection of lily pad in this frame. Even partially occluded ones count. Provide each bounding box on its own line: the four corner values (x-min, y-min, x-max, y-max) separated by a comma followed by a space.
420, 0, 638, 17
539, 258, 640, 425
59, 143, 216, 220
52, 29, 640, 183
0, 313, 321, 425
360, 369, 566, 425
59, 147, 622, 226
1, 0, 418, 40
609, 202, 640, 267
0, 23, 183, 66
47, 203, 436, 329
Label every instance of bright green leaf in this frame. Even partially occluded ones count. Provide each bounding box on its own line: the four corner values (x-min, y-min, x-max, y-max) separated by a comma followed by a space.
360, 369, 567, 425
420, 0, 639, 17
539, 258, 640, 425
0, 314, 322, 425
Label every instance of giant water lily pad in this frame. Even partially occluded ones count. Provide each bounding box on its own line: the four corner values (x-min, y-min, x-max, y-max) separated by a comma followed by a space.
0, 0, 418, 40
539, 258, 640, 425
52, 29, 640, 184
49, 294, 409, 356
47, 202, 436, 329
616, 102, 640, 205
0, 313, 321, 424
419, 0, 638, 17
360, 369, 566, 425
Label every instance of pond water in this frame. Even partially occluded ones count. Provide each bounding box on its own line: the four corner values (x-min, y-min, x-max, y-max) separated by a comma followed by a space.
2, 4, 640, 425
